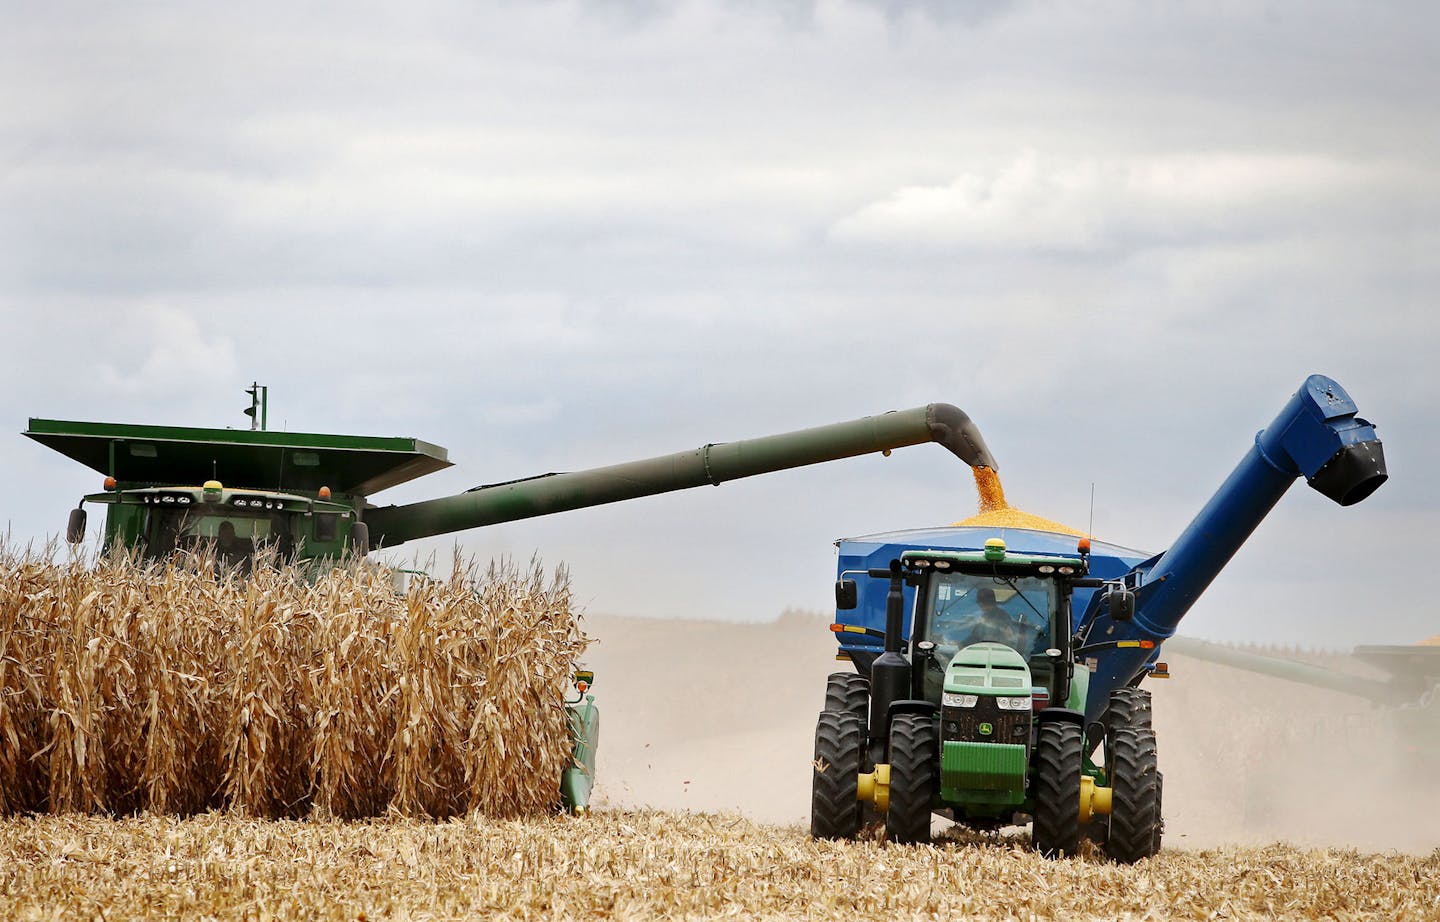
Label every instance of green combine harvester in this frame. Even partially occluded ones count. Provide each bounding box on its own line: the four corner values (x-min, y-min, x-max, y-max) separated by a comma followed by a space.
26, 386, 996, 812
1164, 635, 1440, 784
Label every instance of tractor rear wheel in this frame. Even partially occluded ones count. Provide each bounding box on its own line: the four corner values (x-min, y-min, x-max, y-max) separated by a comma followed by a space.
1102, 687, 1153, 734
1105, 727, 1162, 863
824, 672, 870, 719
884, 713, 937, 845
1151, 770, 1165, 855
811, 710, 864, 839
1031, 721, 1083, 858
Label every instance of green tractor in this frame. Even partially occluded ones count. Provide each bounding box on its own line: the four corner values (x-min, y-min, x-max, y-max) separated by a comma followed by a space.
814, 542, 1161, 861
811, 376, 1389, 860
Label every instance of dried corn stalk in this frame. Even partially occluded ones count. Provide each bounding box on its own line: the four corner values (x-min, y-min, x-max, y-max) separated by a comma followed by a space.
0, 544, 587, 819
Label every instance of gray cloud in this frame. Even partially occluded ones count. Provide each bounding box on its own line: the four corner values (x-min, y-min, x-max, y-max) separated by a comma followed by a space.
1, 0, 1436, 646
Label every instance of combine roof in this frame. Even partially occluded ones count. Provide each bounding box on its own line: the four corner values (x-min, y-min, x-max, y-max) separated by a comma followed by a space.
25, 418, 451, 497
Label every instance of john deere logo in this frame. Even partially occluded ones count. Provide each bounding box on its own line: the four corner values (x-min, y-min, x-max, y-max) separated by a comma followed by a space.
978, 722, 994, 736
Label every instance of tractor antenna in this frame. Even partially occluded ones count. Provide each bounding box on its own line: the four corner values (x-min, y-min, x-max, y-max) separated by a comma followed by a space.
1088, 482, 1095, 541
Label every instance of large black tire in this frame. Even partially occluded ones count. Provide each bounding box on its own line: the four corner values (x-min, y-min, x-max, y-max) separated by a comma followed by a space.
884, 714, 937, 845
824, 672, 870, 719
1151, 770, 1165, 855
1105, 727, 1162, 863
1089, 687, 1154, 751
1102, 687, 1153, 733
1031, 721, 1083, 858
811, 710, 864, 839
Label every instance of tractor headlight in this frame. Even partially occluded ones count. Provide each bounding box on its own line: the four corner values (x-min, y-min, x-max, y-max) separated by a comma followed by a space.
942, 692, 979, 708
994, 696, 1032, 711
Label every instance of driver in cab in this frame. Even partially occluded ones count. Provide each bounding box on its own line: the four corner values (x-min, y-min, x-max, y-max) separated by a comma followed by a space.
938, 587, 1029, 651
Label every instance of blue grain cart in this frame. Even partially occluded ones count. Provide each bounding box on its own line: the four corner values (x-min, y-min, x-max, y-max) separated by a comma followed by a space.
812, 375, 1387, 861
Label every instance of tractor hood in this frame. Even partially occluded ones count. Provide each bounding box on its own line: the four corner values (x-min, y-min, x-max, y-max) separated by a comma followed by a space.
944, 642, 1032, 695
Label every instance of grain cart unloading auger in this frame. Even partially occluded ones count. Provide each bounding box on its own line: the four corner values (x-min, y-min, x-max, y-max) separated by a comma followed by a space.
26, 398, 995, 812
814, 375, 1387, 861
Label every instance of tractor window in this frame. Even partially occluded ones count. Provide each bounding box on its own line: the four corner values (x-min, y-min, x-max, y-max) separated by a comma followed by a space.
924, 572, 1056, 659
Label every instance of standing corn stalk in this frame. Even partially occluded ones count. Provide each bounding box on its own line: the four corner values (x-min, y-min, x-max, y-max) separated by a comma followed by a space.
0, 544, 588, 819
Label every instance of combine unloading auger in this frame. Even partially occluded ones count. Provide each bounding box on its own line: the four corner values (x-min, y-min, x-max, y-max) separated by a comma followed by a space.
363, 403, 996, 547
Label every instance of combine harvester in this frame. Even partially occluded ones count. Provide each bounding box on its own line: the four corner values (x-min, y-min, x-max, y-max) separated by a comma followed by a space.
1163, 634, 1440, 783
26, 392, 994, 812
815, 375, 1387, 861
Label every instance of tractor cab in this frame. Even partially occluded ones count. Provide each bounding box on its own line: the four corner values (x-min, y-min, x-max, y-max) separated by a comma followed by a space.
902, 544, 1078, 711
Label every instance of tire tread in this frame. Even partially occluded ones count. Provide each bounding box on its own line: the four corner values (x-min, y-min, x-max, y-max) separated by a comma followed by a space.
885, 714, 936, 845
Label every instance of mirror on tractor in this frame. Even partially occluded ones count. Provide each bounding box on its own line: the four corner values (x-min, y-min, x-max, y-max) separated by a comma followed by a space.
835, 578, 858, 610
349, 521, 370, 557
66, 507, 87, 544
1108, 588, 1137, 622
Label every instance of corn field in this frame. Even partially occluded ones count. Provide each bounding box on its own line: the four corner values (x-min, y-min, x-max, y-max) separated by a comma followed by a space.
0, 545, 587, 820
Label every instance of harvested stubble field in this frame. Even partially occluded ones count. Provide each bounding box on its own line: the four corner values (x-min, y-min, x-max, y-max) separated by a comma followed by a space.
1, 810, 1437, 920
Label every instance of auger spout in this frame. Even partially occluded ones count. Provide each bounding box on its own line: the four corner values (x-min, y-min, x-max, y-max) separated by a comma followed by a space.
366, 403, 996, 548
1081, 374, 1387, 724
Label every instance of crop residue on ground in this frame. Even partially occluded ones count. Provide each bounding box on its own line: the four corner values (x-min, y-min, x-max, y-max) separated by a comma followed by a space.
1, 811, 1436, 921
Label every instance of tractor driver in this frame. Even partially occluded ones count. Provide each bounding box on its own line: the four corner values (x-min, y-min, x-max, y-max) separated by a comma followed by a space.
938, 586, 1029, 651
214, 520, 252, 572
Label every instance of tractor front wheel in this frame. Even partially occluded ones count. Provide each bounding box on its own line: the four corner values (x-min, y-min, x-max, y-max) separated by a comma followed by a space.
1105, 727, 1162, 862
1031, 720, 1083, 858
884, 713, 937, 845
811, 710, 864, 839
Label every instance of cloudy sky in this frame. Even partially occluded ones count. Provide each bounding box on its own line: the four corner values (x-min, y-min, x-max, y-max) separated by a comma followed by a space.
2, 1, 1435, 646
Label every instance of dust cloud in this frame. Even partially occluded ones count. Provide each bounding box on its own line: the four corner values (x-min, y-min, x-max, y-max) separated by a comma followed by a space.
582, 610, 837, 825
1151, 649, 1439, 853
582, 612, 1439, 852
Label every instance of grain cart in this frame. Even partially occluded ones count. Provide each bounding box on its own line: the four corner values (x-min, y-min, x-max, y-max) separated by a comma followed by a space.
26, 396, 994, 811
812, 375, 1387, 860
